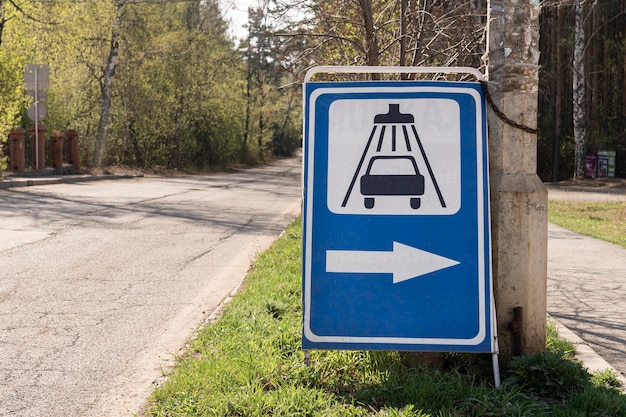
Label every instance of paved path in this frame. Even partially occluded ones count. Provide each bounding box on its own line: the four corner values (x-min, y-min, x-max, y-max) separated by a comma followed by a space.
546, 183, 626, 384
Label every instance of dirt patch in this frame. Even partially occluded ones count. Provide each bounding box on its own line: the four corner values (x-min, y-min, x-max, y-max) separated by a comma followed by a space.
82, 166, 189, 177
81, 162, 269, 178
547, 177, 626, 194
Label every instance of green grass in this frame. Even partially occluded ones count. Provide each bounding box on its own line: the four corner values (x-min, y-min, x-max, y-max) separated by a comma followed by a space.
143, 218, 625, 417
548, 200, 626, 248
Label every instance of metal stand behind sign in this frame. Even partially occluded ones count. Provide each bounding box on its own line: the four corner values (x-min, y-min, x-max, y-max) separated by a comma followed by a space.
302, 66, 500, 388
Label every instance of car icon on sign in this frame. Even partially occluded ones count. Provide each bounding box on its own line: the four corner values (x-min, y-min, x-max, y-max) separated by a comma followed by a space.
360, 155, 425, 209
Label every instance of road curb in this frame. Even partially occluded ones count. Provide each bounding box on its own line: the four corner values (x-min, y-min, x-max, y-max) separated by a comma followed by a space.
549, 315, 626, 389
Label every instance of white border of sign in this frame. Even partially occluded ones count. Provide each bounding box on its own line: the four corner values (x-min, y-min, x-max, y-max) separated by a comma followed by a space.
303, 85, 487, 346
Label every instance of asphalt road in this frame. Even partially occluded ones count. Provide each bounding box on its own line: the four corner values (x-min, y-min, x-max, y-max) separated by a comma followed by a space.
0, 158, 302, 417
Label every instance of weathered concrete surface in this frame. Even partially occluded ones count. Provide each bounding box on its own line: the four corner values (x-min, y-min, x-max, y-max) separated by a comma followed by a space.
489, 173, 547, 361
0, 158, 302, 417
486, 0, 547, 362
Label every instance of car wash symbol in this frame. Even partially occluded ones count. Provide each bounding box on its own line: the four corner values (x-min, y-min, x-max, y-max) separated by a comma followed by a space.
341, 104, 447, 210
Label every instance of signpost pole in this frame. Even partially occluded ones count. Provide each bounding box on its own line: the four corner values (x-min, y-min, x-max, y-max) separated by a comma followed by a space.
25, 64, 49, 171
491, 297, 501, 387
34, 67, 39, 171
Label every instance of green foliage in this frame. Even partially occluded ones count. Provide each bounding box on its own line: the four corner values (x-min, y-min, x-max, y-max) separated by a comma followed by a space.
0, 0, 299, 171
0, 50, 25, 132
240, 4, 302, 162
506, 352, 591, 400
0, 49, 27, 175
103, 0, 248, 169
546, 318, 576, 358
145, 217, 626, 417
559, 385, 626, 417
591, 368, 625, 392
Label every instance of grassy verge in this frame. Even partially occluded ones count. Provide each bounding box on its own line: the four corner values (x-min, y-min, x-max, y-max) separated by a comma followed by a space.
548, 200, 626, 248
143, 218, 625, 417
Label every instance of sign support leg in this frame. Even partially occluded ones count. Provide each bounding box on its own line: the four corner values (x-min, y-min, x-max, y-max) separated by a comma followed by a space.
34, 68, 39, 171
491, 292, 501, 388
492, 353, 501, 388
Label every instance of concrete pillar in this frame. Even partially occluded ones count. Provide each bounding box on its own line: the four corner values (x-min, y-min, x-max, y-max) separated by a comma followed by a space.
485, 0, 547, 363
66, 129, 80, 170
8, 128, 26, 173
28, 124, 47, 170
50, 130, 64, 172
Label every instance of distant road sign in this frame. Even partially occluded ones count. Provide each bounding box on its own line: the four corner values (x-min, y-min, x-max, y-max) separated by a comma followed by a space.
302, 69, 495, 353
26, 90, 47, 102
24, 64, 50, 91
27, 103, 47, 122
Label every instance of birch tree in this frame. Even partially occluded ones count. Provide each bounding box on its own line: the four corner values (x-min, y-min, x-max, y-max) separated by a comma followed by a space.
572, 0, 587, 177
91, 1, 125, 167
537, 0, 625, 180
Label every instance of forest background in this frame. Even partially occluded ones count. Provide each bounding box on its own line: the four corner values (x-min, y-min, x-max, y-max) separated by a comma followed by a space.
0, 0, 625, 181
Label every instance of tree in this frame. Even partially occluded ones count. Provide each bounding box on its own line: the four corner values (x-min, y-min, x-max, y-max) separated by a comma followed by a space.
1, 0, 7, 47
112, 0, 246, 169
0, 0, 35, 175
241, 1, 302, 160
2, 0, 252, 170
537, 0, 625, 181
93, 0, 126, 168
243, 3, 273, 159
572, 0, 587, 177
276, 0, 486, 77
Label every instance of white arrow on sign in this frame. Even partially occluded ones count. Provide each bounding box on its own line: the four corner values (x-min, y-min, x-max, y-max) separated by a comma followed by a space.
326, 242, 460, 284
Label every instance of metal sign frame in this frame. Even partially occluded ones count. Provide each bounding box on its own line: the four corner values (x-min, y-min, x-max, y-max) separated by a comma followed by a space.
301, 66, 499, 385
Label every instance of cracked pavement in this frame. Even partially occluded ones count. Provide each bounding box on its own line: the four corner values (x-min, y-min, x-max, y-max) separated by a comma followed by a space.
0, 158, 302, 417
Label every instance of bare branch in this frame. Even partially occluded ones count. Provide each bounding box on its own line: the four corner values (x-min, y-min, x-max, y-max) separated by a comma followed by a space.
7, 0, 57, 25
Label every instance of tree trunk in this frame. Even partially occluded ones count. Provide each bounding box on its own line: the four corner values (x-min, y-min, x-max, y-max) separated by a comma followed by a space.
0, 0, 6, 47
93, 1, 125, 167
399, 0, 407, 78
602, 8, 609, 135
359, 0, 380, 79
623, 0, 626, 138
553, 3, 564, 182
244, 35, 252, 150
573, 0, 586, 177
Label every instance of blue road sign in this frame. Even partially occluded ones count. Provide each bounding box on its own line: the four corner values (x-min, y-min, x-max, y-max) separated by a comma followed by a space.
302, 77, 495, 353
